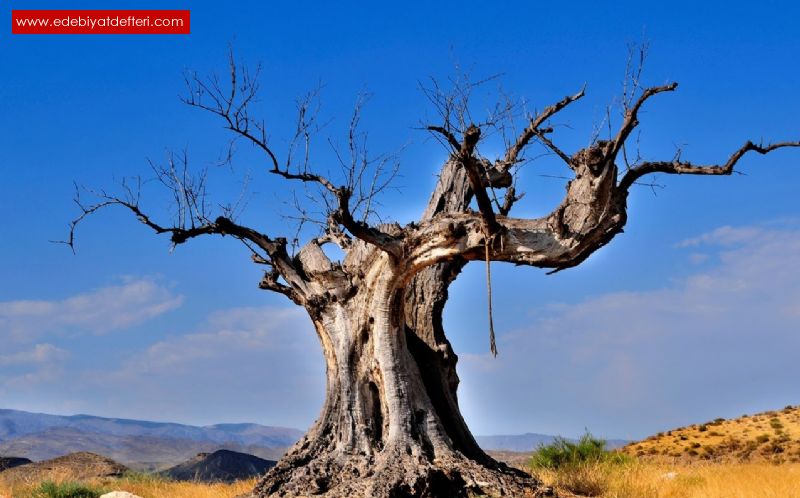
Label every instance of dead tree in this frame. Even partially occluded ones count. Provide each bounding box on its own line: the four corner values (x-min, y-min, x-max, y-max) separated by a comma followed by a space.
67, 53, 799, 497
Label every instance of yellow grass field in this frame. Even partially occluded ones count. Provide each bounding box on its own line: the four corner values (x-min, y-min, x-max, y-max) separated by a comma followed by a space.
0, 474, 258, 498
537, 461, 800, 498
2, 463, 799, 498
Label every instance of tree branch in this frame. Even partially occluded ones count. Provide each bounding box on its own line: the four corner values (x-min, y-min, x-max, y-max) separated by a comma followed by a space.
184, 54, 402, 256
63, 187, 311, 302
426, 125, 461, 150
459, 125, 501, 235
608, 82, 678, 162
618, 140, 800, 192
500, 87, 585, 170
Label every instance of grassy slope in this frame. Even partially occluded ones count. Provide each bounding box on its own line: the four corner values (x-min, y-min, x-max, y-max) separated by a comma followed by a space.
621, 405, 800, 463
535, 461, 800, 498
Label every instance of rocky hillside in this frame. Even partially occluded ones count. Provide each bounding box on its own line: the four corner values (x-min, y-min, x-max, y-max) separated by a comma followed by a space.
162, 449, 276, 483
0, 452, 126, 486
622, 405, 800, 463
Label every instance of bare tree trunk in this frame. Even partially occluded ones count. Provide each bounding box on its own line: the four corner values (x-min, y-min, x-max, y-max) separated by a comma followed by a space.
251, 246, 536, 498
402, 159, 491, 463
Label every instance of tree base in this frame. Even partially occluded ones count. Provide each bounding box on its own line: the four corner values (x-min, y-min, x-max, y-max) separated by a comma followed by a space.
241, 437, 549, 498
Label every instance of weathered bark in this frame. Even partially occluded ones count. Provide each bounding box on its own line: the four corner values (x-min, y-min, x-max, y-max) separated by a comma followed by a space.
403, 159, 484, 464
250, 161, 539, 497
249, 237, 537, 498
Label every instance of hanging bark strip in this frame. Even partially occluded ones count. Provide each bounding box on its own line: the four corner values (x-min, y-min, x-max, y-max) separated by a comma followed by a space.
485, 232, 497, 357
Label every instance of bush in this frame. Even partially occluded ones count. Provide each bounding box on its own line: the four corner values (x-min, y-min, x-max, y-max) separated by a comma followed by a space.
530, 431, 629, 470
26, 481, 105, 498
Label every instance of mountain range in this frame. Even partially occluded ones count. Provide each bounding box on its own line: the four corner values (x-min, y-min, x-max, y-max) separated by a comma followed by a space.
0, 408, 302, 470
0, 408, 627, 470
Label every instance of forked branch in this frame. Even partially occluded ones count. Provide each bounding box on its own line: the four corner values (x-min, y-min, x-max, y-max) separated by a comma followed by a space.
608, 82, 678, 161
501, 87, 586, 170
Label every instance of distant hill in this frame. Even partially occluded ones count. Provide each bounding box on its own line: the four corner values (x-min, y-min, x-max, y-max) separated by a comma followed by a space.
162, 449, 276, 482
0, 408, 302, 471
0, 456, 31, 472
0, 452, 126, 486
0, 426, 287, 471
476, 433, 629, 452
621, 405, 800, 463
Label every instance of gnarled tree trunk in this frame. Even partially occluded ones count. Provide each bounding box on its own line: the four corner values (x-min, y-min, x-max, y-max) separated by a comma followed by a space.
253, 249, 536, 498
253, 161, 537, 497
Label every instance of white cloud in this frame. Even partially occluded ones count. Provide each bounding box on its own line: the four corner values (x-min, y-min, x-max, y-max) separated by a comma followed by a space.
0, 343, 69, 366
458, 223, 800, 439
0, 343, 71, 394
78, 305, 325, 427
0, 277, 183, 341
123, 307, 313, 375
677, 225, 765, 247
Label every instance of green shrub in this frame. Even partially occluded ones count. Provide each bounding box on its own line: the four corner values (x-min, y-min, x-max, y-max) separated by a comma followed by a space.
529, 431, 629, 469
26, 481, 105, 498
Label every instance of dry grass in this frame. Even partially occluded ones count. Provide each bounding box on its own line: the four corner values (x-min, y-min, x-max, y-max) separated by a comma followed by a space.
2, 462, 799, 497
95, 476, 257, 498
4, 464, 798, 498
535, 461, 800, 498
0, 473, 257, 498
622, 405, 800, 463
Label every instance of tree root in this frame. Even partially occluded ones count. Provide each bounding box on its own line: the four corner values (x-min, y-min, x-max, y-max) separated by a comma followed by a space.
241, 440, 549, 498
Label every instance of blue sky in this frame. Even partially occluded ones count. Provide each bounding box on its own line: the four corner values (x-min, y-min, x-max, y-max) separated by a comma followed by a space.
1, 1, 799, 440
